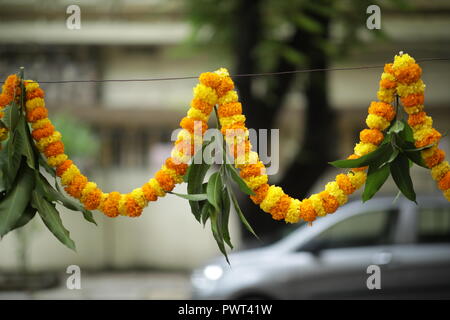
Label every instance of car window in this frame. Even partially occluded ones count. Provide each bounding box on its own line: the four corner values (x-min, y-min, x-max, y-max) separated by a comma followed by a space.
300, 209, 398, 251
417, 207, 450, 244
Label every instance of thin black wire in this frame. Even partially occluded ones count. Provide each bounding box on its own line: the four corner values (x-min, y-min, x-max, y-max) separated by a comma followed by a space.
22, 57, 450, 84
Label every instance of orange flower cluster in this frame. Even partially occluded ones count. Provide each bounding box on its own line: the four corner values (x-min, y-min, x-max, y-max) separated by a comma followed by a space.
0, 75, 19, 146
22, 69, 235, 217
391, 53, 449, 201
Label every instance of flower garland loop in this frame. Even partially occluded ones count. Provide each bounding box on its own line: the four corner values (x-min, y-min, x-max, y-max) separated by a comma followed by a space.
2, 53, 449, 222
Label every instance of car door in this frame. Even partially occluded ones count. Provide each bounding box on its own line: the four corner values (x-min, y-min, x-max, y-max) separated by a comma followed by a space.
288, 207, 400, 299
389, 203, 450, 299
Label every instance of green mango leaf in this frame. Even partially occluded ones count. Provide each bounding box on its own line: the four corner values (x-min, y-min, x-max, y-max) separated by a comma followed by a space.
39, 154, 57, 177
200, 201, 212, 226
227, 185, 258, 239
31, 190, 76, 250
183, 165, 191, 183
209, 207, 229, 264
169, 191, 208, 201
35, 173, 96, 225
4, 133, 21, 190
0, 164, 35, 237
3, 102, 20, 132
187, 142, 212, 221
380, 148, 399, 168
220, 186, 232, 249
387, 120, 405, 134
16, 116, 35, 169
11, 205, 36, 232
390, 153, 417, 203
206, 172, 223, 213
362, 164, 390, 202
225, 164, 255, 196
399, 121, 414, 143
329, 143, 391, 169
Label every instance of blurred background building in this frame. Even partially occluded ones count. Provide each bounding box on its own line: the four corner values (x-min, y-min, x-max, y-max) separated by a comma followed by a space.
0, 0, 449, 279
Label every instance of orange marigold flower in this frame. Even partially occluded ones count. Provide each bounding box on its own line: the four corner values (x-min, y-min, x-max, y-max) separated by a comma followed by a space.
394, 63, 422, 84
102, 192, 121, 217
368, 101, 396, 122
56, 160, 73, 177
26, 106, 48, 122
32, 123, 55, 140
218, 102, 242, 118
336, 174, 356, 195
142, 183, 158, 202
299, 199, 317, 222
155, 170, 175, 192
240, 162, 266, 179
401, 93, 424, 108
199, 72, 222, 88
229, 140, 251, 158
82, 188, 102, 210
191, 98, 214, 115
415, 129, 441, 148
384, 63, 394, 74
319, 191, 339, 214
64, 174, 88, 199
380, 79, 396, 89
360, 129, 384, 145
347, 154, 368, 172
180, 117, 208, 134
408, 111, 427, 127
26, 87, 45, 100
165, 158, 188, 176
221, 122, 246, 136
250, 183, 269, 205
216, 77, 234, 97
0, 94, 11, 107
425, 149, 445, 169
44, 141, 64, 157
438, 171, 450, 191
270, 195, 291, 221
125, 195, 143, 217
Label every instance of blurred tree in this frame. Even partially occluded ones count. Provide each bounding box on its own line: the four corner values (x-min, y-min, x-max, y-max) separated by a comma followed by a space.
186, 0, 407, 242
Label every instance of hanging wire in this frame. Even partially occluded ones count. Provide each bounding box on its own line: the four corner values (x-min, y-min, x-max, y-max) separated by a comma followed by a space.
14, 57, 450, 84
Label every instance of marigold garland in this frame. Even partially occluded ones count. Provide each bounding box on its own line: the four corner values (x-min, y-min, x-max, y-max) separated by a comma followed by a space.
3, 53, 448, 223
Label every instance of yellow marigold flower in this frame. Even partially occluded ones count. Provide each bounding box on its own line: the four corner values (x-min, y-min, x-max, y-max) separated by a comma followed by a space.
118, 194, 127, 216
377, 88, 395, 103
214, 68, 230, 77
193, 84, 218, 106
444, 189, 450, 202
411, 116, 432, 131
97, 192, 109, 212
392, 53, 415, 69
31, 118, 51, 130
325, 181, 347, 206
187, 107, 209, 122
36, 131, 62, 151
309, 194, 326, 217
131, 188, 147, 208
431, 161, 450, 181
235, 151, 259, 168
381, 72, 396, 82
421, 145, 437, 159
396, 80, 425, 97
80, 181, 97, 203
25, 97, 44, 111
25, 82, 40, 92
219, 115, 246, 127
348, 171, 367, 189
149, 178, 165, 197
171, 148, 190, 164
354, 142, 377, 157
47, 154, 68, 167
60, 164, 81, 186
366, 114, 390, 131
217, 90, 238, 105
260, 185, 284, 213
413, 127, 435, 143
403, 104, 424, 115
244, 174, 268, 190
285, 199, 301, 223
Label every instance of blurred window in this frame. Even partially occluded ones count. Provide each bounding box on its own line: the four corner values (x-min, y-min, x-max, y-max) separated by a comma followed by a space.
301, 209, 398, 251
417, 207, 450, 244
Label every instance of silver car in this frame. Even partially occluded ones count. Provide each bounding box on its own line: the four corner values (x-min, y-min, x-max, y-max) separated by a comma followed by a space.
191, 195, 450, 299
